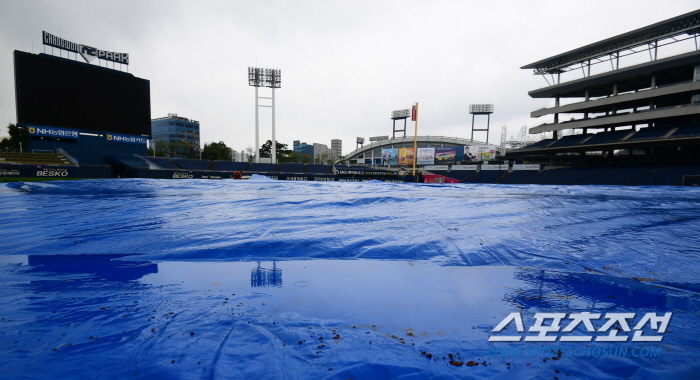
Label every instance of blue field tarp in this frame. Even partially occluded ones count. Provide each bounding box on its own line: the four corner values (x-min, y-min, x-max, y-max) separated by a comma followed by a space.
0, 179, 699, 379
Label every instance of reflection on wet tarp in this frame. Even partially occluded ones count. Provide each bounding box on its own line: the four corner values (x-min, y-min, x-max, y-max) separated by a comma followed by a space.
251, 261, 282, 288
505, 267, 698, 312
27, 254, 158, 282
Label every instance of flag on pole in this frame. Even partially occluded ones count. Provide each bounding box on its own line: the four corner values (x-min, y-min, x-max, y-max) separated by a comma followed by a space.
411, 105, 416, 121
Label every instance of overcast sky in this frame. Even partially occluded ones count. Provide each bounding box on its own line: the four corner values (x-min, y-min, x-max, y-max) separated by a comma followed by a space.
1, 1, 698, 154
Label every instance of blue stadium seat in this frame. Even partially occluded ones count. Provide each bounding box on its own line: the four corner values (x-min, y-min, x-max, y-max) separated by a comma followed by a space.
306, 164, 330, 174
173, 159, 210, 170
517, 139, 555, 150
624, 163, 700, 186
464, 170, 507, 184
584, 164, 664, 185
626, 126, 675, 142
106, 155, 150, 168
547, 134, 590, 148
669, 124, 700, 139
247, 163, 278, 172
279, 163, 304, 173
73, 154, 111, 166
212, 161, 249, 171
499, 170, 539, 184
526, 167, 582, 184
444, 170, 477, 181
580, 130, 634, 145
145, 157, 181, 169
562, 166, 618, 185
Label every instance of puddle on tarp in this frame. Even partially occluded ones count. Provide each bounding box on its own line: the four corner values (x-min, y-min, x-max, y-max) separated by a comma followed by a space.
1, 179, 700, 378
0, 255, 698, 379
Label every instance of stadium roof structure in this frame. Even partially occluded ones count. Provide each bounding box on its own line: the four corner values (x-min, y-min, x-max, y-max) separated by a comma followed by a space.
511, 9, 700, 161
521, 9, 700, 77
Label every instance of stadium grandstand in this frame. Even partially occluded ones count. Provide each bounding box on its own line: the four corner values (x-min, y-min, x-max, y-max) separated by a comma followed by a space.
422, 162, 700, 186
345, 136, 498, 167
506, 9, 700, 182
5, 19, 700, 186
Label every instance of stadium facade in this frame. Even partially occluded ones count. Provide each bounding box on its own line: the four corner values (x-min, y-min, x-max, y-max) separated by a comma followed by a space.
5, 46, 409, 182
13, 50, 149, 171
508, 9, 700, 164
344, 136, 497, 167
4, 18, 700, 185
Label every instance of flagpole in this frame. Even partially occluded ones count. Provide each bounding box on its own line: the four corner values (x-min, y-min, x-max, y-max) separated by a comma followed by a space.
412, 102, 418, 179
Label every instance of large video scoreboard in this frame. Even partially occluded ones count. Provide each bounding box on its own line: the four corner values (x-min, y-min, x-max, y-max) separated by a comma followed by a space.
14, 50, 151, 137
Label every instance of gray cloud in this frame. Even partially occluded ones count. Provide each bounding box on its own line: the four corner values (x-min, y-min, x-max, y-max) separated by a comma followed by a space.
1, 1, 698, 152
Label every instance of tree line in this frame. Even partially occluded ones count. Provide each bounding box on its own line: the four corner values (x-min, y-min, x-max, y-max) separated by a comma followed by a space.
0, 124, 27, 151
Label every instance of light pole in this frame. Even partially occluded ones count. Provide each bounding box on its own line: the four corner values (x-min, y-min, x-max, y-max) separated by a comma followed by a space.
469, 104, 494, 143
248, 67, 281, 164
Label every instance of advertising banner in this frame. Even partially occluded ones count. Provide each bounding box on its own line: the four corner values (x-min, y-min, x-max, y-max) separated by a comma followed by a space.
43, 31, 129, 65
423, 175, 459, 184
480, 165, 509, 170
27, 125, 79, 139
435, 147, 456, 164
106, 133, 148, 145
513, 164, 541, 170
398, 148, 415, 165
35, 168, 70, 177
424, 165, 449, 171
417, 147, 435, 165
381, 148, 398, 166
0, 169, 21, 176
464, 145, 497, 161
451, 165, 478, 171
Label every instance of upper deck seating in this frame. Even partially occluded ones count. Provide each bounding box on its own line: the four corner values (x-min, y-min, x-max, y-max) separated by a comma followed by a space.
517, 139, 555, 150
580, 130, 633, 146
626, 127, 675, 142
547, 134, 590, 148
669, 124, 700, 139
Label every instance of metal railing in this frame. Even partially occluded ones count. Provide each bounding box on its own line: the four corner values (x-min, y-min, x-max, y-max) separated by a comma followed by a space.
134, 153, 163, 170
57, 148, 79, 167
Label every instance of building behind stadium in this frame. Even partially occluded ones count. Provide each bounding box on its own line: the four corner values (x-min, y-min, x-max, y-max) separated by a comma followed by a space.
151, 114, 201, 155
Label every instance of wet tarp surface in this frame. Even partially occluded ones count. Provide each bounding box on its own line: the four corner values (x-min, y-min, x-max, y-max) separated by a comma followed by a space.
0, 178, 699, 379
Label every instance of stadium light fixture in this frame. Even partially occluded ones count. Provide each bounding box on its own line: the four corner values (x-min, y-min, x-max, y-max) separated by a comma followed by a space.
469, 104, 494, 143
391, 109, 411, 139
469, 104, 494, 114
249, 67, 282, 163
391, 109, 410, 119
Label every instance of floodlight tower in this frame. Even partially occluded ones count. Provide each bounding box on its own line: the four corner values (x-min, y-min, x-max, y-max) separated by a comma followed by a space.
391, 109, 410, 138
469, 104, 494, 143
248, 67, 281, 163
